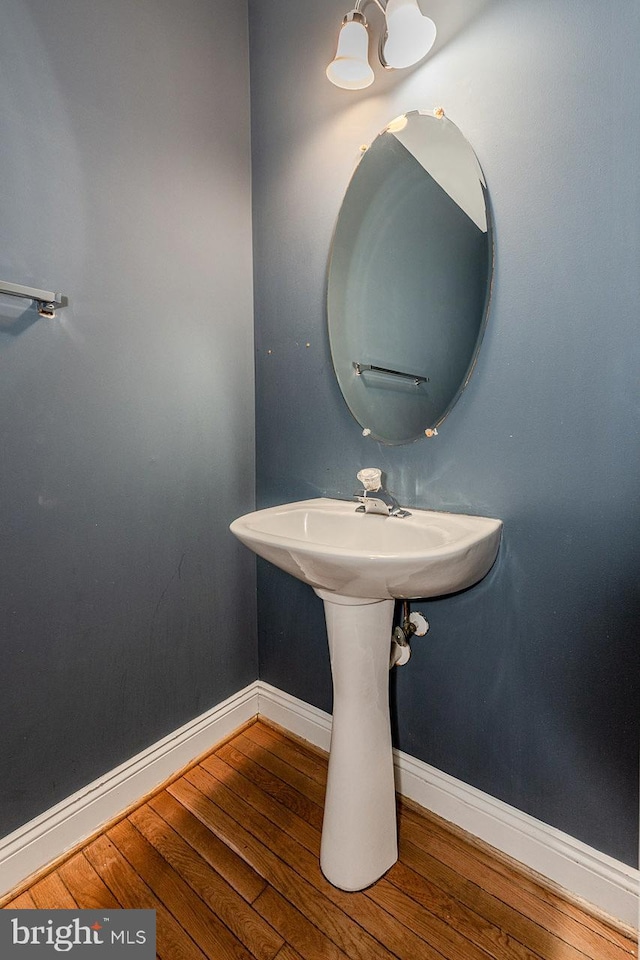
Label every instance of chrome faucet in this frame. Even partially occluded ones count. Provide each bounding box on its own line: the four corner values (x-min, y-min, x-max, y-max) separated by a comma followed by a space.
354, 468, 411, 518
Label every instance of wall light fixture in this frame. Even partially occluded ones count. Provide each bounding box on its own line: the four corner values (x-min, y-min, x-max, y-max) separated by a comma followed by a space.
326, 0, 436, 90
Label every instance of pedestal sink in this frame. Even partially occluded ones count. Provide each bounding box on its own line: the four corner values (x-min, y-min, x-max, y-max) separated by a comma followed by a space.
231, 497, 502, 890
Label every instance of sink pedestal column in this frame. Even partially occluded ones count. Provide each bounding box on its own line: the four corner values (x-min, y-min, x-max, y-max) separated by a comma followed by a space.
315, 590, 397, 891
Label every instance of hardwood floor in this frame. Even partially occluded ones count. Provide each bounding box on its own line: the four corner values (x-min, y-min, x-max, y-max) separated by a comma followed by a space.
3, 719, 637, 960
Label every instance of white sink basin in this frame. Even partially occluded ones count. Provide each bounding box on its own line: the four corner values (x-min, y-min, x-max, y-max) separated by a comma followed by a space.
230, 497, 502, 600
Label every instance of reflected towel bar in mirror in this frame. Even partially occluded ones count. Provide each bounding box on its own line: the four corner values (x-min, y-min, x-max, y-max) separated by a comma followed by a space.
0, 281, 66, 317
353, 361, 428, 385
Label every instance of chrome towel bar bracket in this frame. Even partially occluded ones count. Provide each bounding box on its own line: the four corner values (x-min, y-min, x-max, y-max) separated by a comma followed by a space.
0, 281, 66, 317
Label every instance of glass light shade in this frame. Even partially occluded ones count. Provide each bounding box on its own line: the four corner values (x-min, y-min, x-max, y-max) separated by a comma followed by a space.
382, 0, 436, 69
326, 19, 374, 90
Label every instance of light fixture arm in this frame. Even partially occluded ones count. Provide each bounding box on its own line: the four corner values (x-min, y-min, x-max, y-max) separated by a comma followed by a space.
338, 0, 385, 29
353, 0, 387, 15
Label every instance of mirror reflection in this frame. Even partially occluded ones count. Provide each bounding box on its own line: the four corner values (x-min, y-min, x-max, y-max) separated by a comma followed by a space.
327, 110, 493, 445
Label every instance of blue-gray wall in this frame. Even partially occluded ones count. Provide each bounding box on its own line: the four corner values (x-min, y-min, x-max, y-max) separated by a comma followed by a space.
249, 0, 640, 866
1, 0, 637, 876
0, 0, 256, 837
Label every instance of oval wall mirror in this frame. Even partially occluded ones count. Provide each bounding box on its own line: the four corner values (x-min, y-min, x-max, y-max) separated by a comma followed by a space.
327, 110, 493, 445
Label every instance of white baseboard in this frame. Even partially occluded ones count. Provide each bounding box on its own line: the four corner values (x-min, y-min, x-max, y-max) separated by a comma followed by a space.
2, 679, 638, 930
257, 682, 333, 752
257, 682, 639, 929
0, 682, 261, 899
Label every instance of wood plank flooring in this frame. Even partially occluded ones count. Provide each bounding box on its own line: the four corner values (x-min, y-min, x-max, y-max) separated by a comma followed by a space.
3, 719, 637, 960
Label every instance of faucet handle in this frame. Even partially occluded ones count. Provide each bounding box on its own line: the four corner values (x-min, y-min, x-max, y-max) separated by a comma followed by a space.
356, 467, 382, 492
